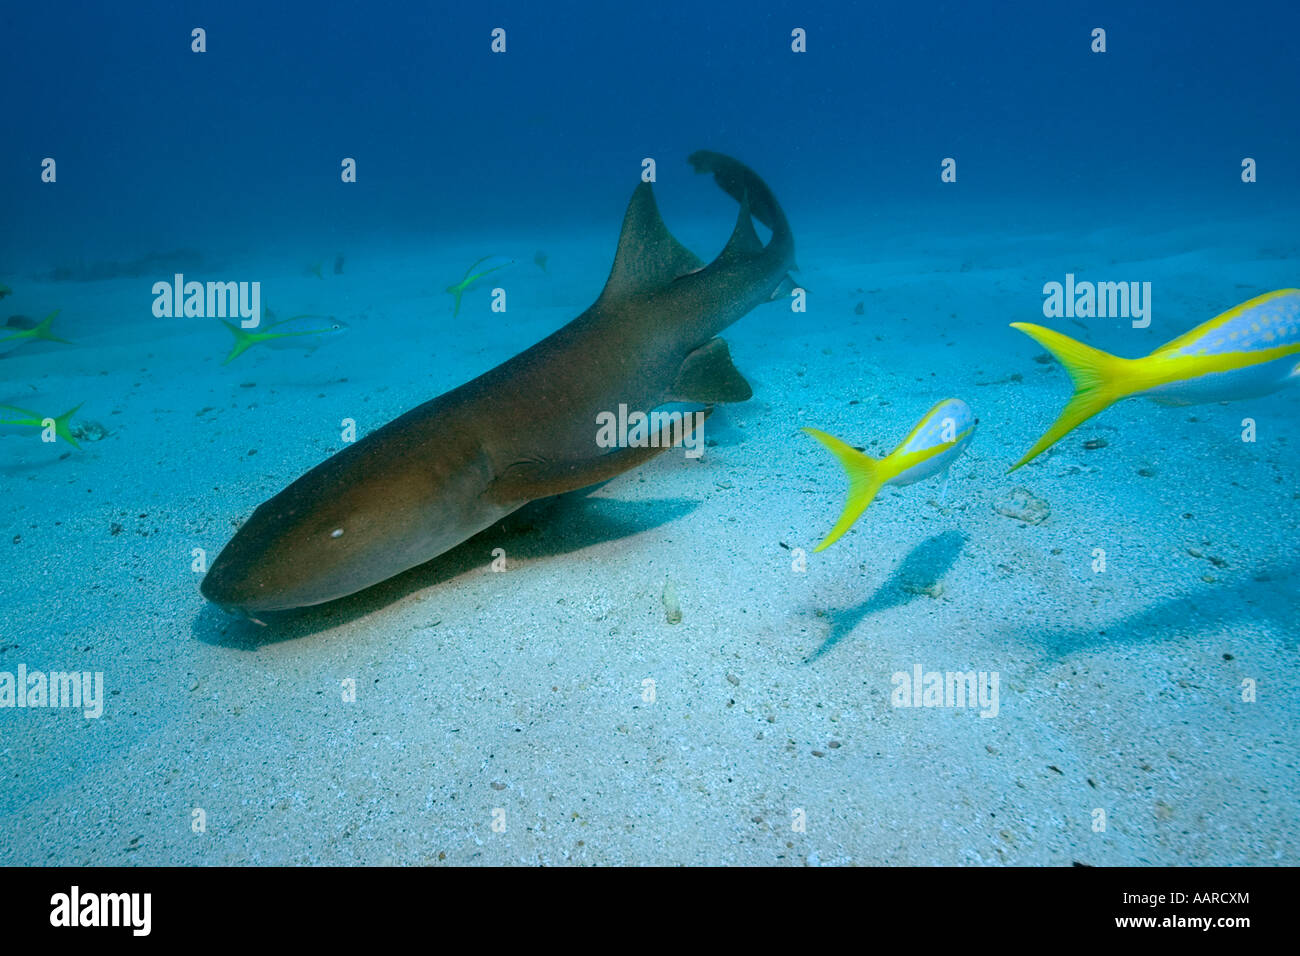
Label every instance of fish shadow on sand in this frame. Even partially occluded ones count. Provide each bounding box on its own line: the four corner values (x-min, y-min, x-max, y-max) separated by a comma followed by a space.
193, 492, 700, 649
805, 529, 967, 662
0, 452, 75, 475
1011, 559, 1300, 658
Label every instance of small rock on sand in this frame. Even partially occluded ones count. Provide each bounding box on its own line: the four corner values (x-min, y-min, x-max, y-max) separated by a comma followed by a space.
69, 420, 109, 442
662, 577, 682, 625
994, 487, 1050, 525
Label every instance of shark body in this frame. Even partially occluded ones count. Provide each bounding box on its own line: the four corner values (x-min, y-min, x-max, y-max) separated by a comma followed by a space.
201, 151, 796, 616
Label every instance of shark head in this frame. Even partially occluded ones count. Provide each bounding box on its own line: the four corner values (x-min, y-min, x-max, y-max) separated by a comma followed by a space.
201, 424, 502, 614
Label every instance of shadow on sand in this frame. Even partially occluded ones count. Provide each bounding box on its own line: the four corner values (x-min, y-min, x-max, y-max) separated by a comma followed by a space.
805, 529, 967, 662
192, 492, 699, 650
1008, 558, 1300, 659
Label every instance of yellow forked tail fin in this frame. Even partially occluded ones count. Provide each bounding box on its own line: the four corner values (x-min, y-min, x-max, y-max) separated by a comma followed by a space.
446, 285, 466, 318
802, 427, 887, 551
53, 403, 84, 448
220, 320, 257, 364
34, 310, 73, 344
1009, 323, 1137, 471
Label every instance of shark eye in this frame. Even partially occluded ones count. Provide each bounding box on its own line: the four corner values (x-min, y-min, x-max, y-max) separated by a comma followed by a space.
330, 528, 344, 538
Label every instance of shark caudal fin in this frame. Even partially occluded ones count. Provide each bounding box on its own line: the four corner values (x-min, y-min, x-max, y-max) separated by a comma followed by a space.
802, 427, 888, 551
597, 152, 796, 343
687, 150, 795, 268
1008, 323, 1138, 471
687, 151, 799, 315
220, 320, 258, 365
33, 310, 72, 344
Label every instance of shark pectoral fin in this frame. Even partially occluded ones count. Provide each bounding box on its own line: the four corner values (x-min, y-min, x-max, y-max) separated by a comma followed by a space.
487, 408, 714, 503
667, 338, 752, 403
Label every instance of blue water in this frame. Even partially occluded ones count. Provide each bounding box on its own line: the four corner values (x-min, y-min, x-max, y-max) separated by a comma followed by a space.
5, 0, 1297, 264
1, 1, 1297, 866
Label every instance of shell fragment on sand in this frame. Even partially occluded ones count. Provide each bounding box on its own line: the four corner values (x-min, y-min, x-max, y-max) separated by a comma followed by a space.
993, 487, 1050, 525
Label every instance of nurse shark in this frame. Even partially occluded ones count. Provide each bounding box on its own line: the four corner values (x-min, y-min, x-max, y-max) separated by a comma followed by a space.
202, 151, 797, 618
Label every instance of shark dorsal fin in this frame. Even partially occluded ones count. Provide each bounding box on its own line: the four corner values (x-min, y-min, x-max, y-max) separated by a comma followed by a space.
714, 187, 763, 265
600, 182, 703, 301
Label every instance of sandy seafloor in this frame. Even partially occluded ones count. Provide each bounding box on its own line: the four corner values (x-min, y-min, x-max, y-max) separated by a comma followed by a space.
1, 193, 1297, 866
